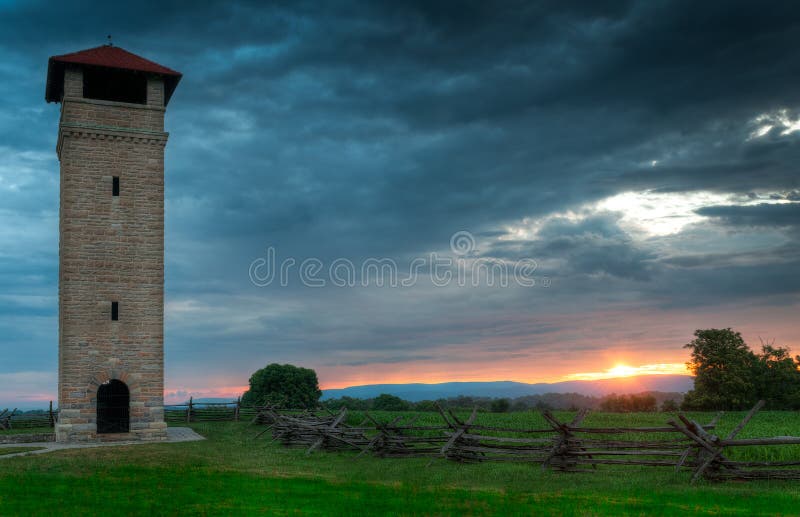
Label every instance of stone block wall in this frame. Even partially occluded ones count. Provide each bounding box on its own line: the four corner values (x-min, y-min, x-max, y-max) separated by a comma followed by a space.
56, 76, 169, 442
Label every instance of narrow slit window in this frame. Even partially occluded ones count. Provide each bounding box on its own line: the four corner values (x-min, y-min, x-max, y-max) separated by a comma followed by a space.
111, 301, 119, 321
112, 176, 120, 197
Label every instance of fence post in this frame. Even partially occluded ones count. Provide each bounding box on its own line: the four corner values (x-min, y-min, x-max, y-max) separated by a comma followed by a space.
235, 397, 241, 422
187, 397, 193, 424
49, 400, 55, 428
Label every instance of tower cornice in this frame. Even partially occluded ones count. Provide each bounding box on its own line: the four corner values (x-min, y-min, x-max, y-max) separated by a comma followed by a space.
57, 123, 169, 158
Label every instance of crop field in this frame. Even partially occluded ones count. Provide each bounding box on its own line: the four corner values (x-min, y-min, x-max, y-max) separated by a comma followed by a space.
1, 411, 799, 515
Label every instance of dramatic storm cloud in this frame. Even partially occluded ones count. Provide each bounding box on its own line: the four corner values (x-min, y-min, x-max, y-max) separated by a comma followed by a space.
1, 0, 799, 405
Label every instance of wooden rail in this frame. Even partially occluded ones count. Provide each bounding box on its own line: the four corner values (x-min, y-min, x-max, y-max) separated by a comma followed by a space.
255, 401, 800, 482
0, 403, 56, 430
16, 398, 796, 482
164, 398, 250, 423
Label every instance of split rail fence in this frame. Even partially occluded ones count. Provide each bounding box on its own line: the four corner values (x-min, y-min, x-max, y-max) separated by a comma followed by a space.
6, 399, 800, 481
0, 402, 56, 430
255, 401, 800, 483
164, 398, 261, 423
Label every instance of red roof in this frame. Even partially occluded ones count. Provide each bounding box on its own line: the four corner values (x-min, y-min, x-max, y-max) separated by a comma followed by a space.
51, 45, 181, 76
45, 45, 182, 105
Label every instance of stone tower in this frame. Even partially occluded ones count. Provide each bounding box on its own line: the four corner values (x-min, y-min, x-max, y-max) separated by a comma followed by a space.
45, 45, 181, 442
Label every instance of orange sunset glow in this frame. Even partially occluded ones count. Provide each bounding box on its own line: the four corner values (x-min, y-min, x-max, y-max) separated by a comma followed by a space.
150, 303, 800, 405
565, 363, 690, 381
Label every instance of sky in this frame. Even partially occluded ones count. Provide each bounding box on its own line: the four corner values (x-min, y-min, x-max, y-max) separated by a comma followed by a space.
1, 1, 799, 406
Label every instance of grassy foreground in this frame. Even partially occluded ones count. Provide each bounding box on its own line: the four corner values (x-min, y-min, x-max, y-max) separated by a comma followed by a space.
0, 411, 799, 515
0, 447, 44, 456
0, 426, 53, 435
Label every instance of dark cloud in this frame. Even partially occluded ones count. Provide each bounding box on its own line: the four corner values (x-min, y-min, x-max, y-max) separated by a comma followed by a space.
661, 244, 800, 269
486, 213, 656, 280
2, 0, 800, 397
696, 203, 800, 227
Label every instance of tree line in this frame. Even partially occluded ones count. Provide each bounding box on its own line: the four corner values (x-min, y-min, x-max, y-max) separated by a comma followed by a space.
322, 391, 680, 413
239, 364, 682, 412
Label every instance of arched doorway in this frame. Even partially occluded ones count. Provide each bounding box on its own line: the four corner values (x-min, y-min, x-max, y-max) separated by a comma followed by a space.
97, 379, 129, 433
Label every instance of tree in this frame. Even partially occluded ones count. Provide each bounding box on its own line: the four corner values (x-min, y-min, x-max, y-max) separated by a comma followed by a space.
600, 393, 656, 412
372, 393, 411, 411
632, 393, 657, 412
682, 329, 757, 410
490, 398, 510, 413
414, 400, 438, 412
660, 399, 679, 412
682, 330, 800, 410
321, 396, 369, 411
511, 399, 530, 412
751, 342, 800, 410
241, 363, 321, 409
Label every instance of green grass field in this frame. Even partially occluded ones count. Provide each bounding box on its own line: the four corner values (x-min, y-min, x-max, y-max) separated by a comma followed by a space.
1, 411, 799, 515
0, 426, 53, 435
0, 447, 44, 456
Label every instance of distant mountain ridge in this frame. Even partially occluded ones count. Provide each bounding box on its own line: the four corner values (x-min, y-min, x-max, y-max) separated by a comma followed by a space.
321, 375, 694, 401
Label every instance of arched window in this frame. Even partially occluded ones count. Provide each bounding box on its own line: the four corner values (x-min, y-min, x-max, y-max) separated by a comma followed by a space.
97, 379, 129, 434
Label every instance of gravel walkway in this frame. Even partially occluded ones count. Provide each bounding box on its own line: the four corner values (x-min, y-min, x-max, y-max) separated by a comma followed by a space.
0, 427, 205, 459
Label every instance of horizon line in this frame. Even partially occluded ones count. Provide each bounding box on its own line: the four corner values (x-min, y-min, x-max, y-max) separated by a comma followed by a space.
4, 370, 694, 408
